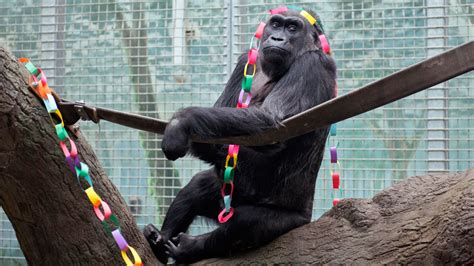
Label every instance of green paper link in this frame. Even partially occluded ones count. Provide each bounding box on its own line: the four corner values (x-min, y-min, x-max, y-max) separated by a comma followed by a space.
101, 222, 110, 234
75, 163, 93, 190
242, 76, 253, 92
287, 5, 303, 11
55, 124, 68, 141
24, 62, 39, 76
77, 174, 93, 189
75, 162, 89, 178
315, 18, 326, 34
101, 214, 120, 235
330, 124, 337, 136
224, 167, 234, 183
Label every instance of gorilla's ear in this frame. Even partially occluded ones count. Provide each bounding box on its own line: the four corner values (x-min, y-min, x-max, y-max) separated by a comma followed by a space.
312, 31, 321, 48
311, 31, 327, 53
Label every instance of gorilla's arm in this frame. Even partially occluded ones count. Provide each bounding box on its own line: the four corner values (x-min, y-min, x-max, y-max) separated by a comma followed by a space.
187, 55, 247, 163
162, 51, 336, 161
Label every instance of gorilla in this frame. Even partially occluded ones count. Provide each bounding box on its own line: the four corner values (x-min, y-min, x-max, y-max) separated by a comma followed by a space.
144, 6, 337, 264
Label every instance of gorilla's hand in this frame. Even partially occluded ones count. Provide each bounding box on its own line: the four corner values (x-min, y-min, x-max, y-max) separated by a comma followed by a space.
165, 232, 205, 263
161, 116, 190, 161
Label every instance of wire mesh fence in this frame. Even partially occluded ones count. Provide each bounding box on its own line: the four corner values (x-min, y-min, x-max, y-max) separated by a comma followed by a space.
0, 0, 472, 263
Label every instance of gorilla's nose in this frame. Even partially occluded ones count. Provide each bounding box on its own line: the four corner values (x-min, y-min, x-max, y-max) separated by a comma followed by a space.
270, 35, 285, 42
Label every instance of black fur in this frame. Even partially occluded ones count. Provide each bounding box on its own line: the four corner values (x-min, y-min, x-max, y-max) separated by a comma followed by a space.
145, 9, 337, 264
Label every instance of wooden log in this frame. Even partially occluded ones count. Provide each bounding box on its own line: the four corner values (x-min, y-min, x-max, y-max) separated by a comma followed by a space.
204, 168, 474, 264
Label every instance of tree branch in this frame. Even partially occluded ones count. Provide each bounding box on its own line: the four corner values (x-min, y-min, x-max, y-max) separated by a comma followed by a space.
0, 47, 159, 264
204, 168, 474, 264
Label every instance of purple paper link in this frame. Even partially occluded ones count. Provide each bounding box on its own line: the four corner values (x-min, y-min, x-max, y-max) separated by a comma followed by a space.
244, 92, 252, 105
73, 156, 81, 168
112, 229, 129, 251
238, 90, 252, 106
238, 90, 244, 105
65, 156, 76, 172
330, 147, 337, 163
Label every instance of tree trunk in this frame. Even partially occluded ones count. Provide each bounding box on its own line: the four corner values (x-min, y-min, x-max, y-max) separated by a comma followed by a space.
0, 48, 159, 264
204, 168, 474, 265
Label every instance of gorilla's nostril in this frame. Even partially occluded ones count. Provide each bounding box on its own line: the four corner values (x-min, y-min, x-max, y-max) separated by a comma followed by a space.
271, 36, 284, 42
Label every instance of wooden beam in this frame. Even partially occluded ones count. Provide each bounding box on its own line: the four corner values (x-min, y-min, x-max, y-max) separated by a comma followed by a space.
201, 41, 474, 145
59, 41, 473, 146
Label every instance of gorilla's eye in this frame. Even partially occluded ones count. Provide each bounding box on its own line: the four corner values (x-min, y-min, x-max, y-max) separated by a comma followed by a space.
288, 24, 297, 32
271, 21, 281, 28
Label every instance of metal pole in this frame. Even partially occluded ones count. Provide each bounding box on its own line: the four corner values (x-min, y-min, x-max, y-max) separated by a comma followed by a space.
40, 0, 57, 86
55, 0, 66, 94
426, 0, 449, 173
172, 0, 185, 66
225, 0, 234, 79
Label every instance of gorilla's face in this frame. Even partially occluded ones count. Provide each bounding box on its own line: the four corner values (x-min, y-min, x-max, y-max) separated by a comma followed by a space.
259, 11, 319, 77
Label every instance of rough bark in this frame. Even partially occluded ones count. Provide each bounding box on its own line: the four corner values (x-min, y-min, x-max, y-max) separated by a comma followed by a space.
204, 168, 474, 265
0, 48, 159, 264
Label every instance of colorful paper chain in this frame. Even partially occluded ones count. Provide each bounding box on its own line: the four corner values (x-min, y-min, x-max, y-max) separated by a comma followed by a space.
19, 58, 143, 266
328, 82, 342, 207
218, 6, 333, 223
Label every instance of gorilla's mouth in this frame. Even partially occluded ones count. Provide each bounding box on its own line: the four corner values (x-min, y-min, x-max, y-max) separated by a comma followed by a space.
263, 46, 289, 53
262, 46, 290, 60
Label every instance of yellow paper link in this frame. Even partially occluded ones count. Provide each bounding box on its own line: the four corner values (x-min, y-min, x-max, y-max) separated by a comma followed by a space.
225, 154, 238, 169
48, 109, 65, 128
243, 63, 256, 78
300, 10, 316, 25
121, 246, 143, 266
85, 187, 102, 207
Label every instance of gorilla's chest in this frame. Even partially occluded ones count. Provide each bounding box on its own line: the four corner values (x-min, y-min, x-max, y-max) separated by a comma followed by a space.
247, 70, 274, 106
251, 71, 270, 95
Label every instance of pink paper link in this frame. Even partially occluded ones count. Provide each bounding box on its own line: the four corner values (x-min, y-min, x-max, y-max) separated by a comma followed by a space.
59, 137, 78, 158
248, 48, 258, 65
228, 144, 240, 156
255, 22, 266, 39
319, 34, 331, 54
37, 68, 48, 86
93, 200, 112, 221
218, 207, 234, 223
220, 181, 234, 198
269, 6, 288, 14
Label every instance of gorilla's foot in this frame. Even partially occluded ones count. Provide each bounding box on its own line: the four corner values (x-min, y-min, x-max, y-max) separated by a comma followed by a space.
144, 224, 169, 264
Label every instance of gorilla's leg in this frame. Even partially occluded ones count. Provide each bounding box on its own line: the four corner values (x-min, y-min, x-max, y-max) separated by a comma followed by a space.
144, 169, 221, 264
165, 205, 310, 263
